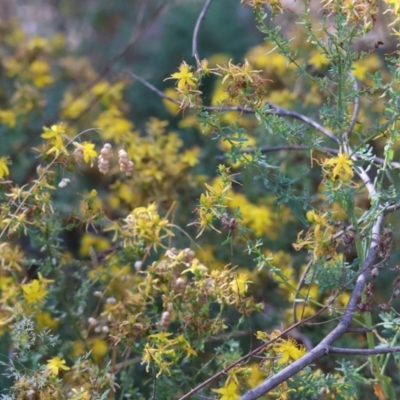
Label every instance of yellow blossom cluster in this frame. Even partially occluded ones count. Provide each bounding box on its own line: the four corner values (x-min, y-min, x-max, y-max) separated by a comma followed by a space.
321, 152, 354, 185
321, 0, 379, 29
108, 203, 173, 251
293, 210, 338, 260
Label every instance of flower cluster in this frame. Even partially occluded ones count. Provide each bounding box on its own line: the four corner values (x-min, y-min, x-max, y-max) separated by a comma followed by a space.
293, 210, 338, 260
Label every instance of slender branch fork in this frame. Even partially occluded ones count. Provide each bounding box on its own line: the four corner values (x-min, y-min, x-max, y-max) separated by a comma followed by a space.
127, 1, 400, 399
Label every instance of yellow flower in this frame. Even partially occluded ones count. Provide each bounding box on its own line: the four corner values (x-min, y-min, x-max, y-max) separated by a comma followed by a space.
181, 148, 200, 166
322, 152, 353, 182
306, 210, 328, 226
0, 156, 11, 179
41, 124, 68, 157
41, 123, 65, 139
176, 334, 197, 358
230, 272, 251, 296
91, 338, 109, 364
71, 387, 90, 400
167, 61, 197, 90
0, 110, 16, 128
36, 311, 59, 331
46, 356, 70, 375
308, 51, 330, 70
246, 363, 265, 388
21, 279, 48, 304
213, 380, 240, 400
274, 337, 306, 365
73, 141, 98, 165
28, 60, 54, 88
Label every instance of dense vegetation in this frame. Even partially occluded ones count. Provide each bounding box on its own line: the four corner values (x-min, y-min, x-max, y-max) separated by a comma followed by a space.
1, 0, 400, 399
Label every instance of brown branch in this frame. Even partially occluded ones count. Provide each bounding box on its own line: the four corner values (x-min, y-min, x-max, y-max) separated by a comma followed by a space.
192, 0, 213, 69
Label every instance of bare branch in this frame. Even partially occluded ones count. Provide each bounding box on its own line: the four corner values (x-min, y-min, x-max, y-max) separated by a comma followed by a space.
128, 71, 181, 104
178, 306, 329, 400
215, 144, 400, 168
327, 345, 400, 356
239, 213, 384, 400
384, 201, 400, 215
192, 0, 213, 69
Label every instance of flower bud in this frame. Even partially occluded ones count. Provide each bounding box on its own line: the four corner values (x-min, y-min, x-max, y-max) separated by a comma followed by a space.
73, 147, 84, 162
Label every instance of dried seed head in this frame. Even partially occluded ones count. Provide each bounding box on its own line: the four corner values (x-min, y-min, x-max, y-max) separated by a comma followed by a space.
182, 248, 195, 262
125, 161, 134, 176
26, 390, 36, 400
118, 149, 129, 164
73, 147, 84, 162
98, 156, 110, 174
160, 311, 171, 329
175, 277, 186, 293
100, 143, 113, 159
221, 212, 238, 230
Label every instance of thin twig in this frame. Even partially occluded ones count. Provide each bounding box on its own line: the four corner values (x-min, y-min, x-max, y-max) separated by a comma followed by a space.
344, 72, 360, 141
192, 0, 213, 69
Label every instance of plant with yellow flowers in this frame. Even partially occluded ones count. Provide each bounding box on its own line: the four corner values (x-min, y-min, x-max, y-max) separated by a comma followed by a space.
3, 0, 400, 399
